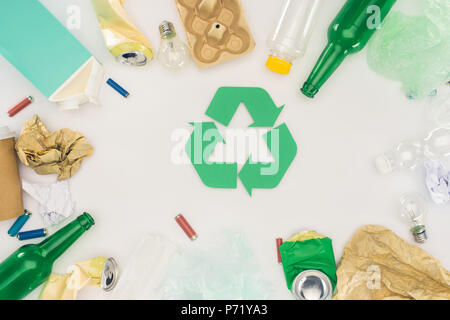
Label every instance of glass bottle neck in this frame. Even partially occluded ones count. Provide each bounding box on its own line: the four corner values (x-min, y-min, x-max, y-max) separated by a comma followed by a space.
302, 41, 347, 98
39, 213, 94, 262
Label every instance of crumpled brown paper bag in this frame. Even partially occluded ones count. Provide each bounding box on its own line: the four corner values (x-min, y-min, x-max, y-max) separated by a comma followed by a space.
15, 115, 93, 180
334, 225, 450, 300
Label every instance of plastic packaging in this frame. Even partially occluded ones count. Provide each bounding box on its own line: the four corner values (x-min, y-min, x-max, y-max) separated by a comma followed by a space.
301, 0, 397, 98
162, 232, 272, 300
375, 127, 450, 174
427, 85, 450, 126
367, 0, 450, 99
111, 235, 179, 299
266, 0, 322, 75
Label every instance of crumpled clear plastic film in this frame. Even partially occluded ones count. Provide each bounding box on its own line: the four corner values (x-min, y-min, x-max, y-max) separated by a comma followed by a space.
162, 232, 272, 300
367, 0, 450, 99
111, 235, 179, 300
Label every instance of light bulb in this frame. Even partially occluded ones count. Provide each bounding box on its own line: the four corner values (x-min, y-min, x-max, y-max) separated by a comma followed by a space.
399, 193, 428, 243
157, 21, 189, 70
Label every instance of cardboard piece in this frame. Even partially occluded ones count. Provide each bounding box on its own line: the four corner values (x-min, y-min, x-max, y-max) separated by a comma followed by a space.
174, 0, 255, 68
0, 128, 24, 221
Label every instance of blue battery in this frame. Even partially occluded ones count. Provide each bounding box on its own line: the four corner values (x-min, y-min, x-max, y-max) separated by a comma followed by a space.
17, 228, 47, 241
8, 210, 32, 237
106, 78, 129, 98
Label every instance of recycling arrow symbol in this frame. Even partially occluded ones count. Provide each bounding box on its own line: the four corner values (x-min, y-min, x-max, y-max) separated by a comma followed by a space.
185, 87, 297, 195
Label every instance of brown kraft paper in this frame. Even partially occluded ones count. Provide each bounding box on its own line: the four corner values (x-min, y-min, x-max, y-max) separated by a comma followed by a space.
0, 137, 24, 221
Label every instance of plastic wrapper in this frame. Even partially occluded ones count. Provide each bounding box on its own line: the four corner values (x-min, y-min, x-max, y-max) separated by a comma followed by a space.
279, 231, 337, 291
162, 232, 272, 300
367, 0, 450, 99
111, 235, 179, 299
15, 115, 93, 180
22, 180, 75, 225
334, 225, 450, 300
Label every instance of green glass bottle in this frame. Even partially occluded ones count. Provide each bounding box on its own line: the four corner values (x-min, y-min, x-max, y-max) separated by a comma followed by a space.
0, 213, 94, 300
301, 0, 397, 98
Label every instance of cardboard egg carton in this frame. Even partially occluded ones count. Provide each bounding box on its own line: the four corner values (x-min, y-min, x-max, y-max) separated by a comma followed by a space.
174, 0, 255, 68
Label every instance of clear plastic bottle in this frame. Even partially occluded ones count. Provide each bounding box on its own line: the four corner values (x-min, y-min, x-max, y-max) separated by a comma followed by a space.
266, 0, 323, 75
375, 127, 450, 174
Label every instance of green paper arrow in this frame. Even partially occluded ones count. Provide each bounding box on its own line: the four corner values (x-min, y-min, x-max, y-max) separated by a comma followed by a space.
185, 122, 238, 188
206, 87, 284, 127
238, 123, 297, 195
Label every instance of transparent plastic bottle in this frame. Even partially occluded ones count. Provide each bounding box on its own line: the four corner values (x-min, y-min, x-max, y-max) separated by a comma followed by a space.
375, 127, 450, 174
266, 0, 323, 75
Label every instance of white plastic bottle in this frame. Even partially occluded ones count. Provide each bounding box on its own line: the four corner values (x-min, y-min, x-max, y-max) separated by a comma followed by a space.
375, 127, 450, 174
266, 0, 323, 75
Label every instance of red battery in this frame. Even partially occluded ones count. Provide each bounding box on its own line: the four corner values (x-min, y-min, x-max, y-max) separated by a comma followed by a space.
175, 214, 197, 240
276, 238, 283, 264
7, 96, 33, 117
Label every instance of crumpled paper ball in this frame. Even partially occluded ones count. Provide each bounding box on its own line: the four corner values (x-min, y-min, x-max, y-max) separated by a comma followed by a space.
15, 115, 93, 180
424, 159, 450, 204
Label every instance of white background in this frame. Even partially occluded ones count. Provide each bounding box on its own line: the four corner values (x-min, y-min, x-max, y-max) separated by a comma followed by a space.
0, 0, 449, 300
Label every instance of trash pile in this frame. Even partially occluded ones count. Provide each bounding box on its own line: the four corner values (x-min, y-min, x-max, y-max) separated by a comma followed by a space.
0, 0, 449, 301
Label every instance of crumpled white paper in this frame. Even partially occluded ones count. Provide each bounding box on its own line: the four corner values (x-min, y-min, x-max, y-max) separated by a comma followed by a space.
22, 180, 75, 225
424, 159, 450, 204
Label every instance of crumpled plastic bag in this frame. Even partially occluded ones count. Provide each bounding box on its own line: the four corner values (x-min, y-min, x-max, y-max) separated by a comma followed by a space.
22, 180, 75, 225
334, 225, 450, 300
367, 0, 450, 99
15, 115, 93, 180
162, 232, 272, 300
111, 235, 179, 300
424, 159, 450, 204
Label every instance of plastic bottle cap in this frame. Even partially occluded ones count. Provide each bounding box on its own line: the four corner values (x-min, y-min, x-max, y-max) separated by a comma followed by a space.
0, 125, 15, 140
374, 154, 393, 174
266, 56, 292, 75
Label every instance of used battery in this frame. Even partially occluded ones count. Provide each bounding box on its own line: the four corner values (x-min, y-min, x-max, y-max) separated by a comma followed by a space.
17, 228, 47, 241
175, 213, 197, 240
8, 210, 32, 237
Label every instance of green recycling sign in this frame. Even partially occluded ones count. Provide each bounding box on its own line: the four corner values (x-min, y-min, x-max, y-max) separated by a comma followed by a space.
185, 87, 297, 195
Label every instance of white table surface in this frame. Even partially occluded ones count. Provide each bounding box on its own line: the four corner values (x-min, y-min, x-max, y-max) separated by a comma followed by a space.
0, 0, 449, 300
